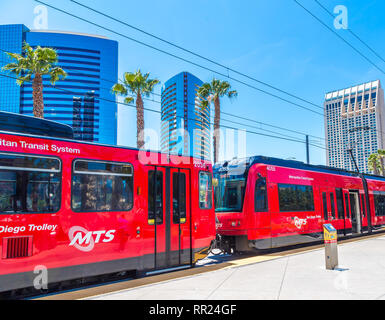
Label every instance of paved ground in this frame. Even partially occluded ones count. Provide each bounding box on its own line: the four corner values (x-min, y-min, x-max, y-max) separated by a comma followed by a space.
86, 235, 385, 300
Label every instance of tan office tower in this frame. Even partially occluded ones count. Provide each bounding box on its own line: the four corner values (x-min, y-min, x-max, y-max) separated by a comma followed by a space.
324, 80, 385, 173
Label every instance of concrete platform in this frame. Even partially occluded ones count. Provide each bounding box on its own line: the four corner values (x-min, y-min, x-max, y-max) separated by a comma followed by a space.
86, 235, 385, 300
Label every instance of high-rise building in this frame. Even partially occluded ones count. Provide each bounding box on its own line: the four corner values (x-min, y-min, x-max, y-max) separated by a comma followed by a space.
160, 71, 210, 160
72, 91, 96, 141
324, 80, 385, 173
0, 24, 118, 145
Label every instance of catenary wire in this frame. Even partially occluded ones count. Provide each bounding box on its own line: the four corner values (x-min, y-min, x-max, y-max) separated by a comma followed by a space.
3, 64, 376, 165
0, 71, 329, 151
3, 47, 378, 152
28, 0, 383, 165
314, 0, 385, 64
0, 45, 327, 143
32, 0, 325, 117
3, 46, 380, 151
293, 0, 385, 75
69, 0, 323, 110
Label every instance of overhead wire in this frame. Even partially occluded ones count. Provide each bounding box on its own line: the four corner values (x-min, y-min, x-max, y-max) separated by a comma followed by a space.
33, 0, 325, 117
0, 71, 328, 150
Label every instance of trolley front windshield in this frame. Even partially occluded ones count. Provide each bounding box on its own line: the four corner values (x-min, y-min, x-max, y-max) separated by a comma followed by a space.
214, 172, 246, 212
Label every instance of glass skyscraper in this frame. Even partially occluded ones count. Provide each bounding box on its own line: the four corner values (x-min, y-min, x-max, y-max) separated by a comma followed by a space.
0, 24, 28, 114
160, 71, 210, 160
324, 80, 385, 173
0, 24, 118, 145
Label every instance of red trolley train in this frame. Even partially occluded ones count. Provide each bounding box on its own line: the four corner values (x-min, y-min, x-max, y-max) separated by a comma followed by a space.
0, 130, 215, 293
214, 156, 385, 252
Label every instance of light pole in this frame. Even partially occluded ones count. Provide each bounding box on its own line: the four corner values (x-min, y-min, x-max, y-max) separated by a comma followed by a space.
347, 148, 360, 173
343, 124, 372, 233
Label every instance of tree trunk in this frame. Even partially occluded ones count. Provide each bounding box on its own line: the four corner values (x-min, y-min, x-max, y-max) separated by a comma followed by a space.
380, 156, 385, 176
213, 97, 221, 163
372, 159, 379, 175
136, 92, 145, 149
32, 73, 44, 118
374, 163, 379, 175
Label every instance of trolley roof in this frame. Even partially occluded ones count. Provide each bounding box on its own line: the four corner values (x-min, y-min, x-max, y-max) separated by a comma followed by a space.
213, 156, 385, 183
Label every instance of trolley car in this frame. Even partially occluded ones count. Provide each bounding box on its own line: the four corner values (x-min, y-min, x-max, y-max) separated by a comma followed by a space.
0, 130, 215, 293
214, 156, 385, 252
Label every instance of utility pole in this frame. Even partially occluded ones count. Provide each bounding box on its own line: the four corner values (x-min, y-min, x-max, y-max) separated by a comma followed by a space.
347, 148, 360, 173
306, 135, 310, 164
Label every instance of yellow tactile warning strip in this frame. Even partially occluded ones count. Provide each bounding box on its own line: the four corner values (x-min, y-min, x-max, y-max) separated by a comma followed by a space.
36, 230, 385, 300
223, 254, 283, 268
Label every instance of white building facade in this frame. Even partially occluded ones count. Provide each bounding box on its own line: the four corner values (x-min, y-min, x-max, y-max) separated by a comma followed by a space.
324, 80, 385, 173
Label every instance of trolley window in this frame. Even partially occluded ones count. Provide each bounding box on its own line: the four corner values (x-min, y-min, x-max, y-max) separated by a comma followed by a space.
361, 194, 366, 217
336, 189, 345, 219
0, 153, 61, 214
278, 184, 314, 212
199, 171, 212, 209
172, 172, 186, 224
330, 193, 336, 219
254, 176, 267, 212
322, 192, 328, 221
373, 192, 385, 217
344, 193, 350, 219
72, 160, 133, 212
148, 170, 163, 225
214, 174, 244, 212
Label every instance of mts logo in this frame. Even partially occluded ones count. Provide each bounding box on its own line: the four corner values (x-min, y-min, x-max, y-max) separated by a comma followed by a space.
68, 226, 116, 252
294, 217, 307, 230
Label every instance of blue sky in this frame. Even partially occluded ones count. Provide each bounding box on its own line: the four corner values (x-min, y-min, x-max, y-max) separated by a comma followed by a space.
1, 0, 384, 165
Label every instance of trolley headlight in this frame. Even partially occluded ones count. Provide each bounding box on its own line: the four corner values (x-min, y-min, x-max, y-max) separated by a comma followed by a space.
231, 220, 241, 227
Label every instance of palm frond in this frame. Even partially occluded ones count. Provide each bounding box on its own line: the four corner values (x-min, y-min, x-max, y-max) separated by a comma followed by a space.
124, 96, 134, 104
227, 89, 238, 99
143, 79, 160, 96
197, 78, 237, 100
16, 74, 32, 86
197, 83, 212, 99
111, 83, 128, 96
49, 67, 67, 85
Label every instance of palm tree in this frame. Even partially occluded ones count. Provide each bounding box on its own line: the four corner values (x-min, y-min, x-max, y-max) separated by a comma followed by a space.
368, 153, 381, 175
377, 150, 385, 176
112, 70, 159, 149
197, 78, 237, 163
2, 42, 67, 118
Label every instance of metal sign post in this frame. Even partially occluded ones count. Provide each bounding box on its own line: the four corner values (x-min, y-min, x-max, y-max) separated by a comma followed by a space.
323, 224, 338, 270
